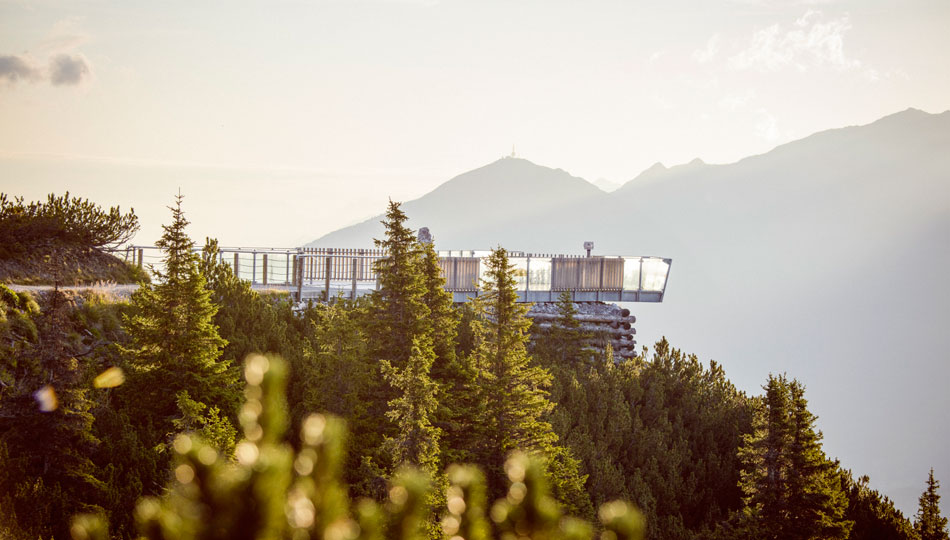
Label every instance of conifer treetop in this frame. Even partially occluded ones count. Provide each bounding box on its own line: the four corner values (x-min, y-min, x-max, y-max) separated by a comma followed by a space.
916, 468, 950, 540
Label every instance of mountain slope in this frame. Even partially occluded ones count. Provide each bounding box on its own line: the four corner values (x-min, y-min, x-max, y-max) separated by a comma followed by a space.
308, 157, 606, 248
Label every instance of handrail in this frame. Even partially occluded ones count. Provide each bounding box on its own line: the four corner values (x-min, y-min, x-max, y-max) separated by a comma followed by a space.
112, 245, 672, 303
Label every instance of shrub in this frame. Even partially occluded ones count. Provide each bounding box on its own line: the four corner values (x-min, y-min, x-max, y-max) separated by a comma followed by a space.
70, 355, 646, 540
0, 192, 138, 257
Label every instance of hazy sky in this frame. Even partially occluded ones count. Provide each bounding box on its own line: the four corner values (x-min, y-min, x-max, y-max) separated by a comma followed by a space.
2, 0, 949, 246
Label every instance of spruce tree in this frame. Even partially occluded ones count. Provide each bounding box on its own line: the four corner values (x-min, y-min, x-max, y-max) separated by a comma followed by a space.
381, 337, 442, 474
535, 291, 593, 371
368, 200, 430, 369
418, 233, 476, 468
418, 236, 458, 376
469, 247, 584, 506
915, 469, 949, 540
841, 471, 917, 540
365, 201, 441, 478
737, 374, 851, 540
120, 195, 238, 467
786, 380, 852, 539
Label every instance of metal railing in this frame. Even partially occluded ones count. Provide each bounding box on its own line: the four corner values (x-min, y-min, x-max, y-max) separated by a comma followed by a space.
113, 246, 672, 303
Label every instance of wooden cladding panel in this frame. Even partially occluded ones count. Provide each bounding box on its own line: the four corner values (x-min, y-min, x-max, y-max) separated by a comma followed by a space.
295, 249, 629, 293
552, 257, 624, 291
439, 257, 480, 291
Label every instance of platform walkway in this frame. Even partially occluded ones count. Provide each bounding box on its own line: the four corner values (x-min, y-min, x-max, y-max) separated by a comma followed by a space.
116, 246, 672, 304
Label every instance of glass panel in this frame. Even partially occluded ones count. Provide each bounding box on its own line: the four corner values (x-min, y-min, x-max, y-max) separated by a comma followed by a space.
528, 258, 552, 291
510, 257, 528, 290
623, 257, 641, 290
640, 258, 670, 292
479, 257, 491, 289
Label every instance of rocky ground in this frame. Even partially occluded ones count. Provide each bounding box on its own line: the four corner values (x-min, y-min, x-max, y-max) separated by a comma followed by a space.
0, 245, 147, 285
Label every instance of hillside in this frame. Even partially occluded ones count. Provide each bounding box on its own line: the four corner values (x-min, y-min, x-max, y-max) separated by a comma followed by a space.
308, 156, 606, 248
308, 108, 950, 514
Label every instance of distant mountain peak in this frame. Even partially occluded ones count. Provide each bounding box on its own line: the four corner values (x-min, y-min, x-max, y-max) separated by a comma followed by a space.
593, 178, 621, 193
621, 158, 709, 191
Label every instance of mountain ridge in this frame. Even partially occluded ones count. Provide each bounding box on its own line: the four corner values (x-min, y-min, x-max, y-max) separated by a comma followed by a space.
311, 107, 950, 250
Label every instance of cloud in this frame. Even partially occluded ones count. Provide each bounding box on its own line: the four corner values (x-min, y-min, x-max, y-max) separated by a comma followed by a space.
729, 11, 861, 72
693, 34, 721, 64
0, 54, 42, 84
1, 19, 93, 89
49, 53, 90, 85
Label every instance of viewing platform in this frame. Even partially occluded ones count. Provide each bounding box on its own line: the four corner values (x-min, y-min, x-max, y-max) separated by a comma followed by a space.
119, 246, 672, 304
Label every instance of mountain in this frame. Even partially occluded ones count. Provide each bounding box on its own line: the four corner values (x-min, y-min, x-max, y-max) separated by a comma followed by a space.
308, 156, 606, 248
598, 108, 950, 514
309, 108, 950, 515
618, 157, 712, 190
593, 178, 621, 192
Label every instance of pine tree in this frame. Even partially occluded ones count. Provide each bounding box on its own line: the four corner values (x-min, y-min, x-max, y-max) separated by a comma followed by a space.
841, 471, 917, 540
368, 200, 430, 369
533, 291, 593, 372
737, 374, 851, 540
786, 380, 852, 539
915, 469, 949, 540
381, 337, 442, 474
120, 195, 238, 469
364, 201, 441, 479
469, 247, 568, 500
418, 236, 458, 376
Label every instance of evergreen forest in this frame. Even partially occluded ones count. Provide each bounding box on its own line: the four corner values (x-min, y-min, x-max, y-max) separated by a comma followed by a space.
0, 194, 946, 540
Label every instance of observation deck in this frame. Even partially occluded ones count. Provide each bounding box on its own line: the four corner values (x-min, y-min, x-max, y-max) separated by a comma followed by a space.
119, 246, 672, 304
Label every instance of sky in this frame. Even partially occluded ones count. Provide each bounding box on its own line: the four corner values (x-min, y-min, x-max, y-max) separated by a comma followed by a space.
2, 0, 949, 246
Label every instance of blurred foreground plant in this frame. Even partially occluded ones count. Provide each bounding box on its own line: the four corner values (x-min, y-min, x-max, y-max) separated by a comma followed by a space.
70, 355, 644, 540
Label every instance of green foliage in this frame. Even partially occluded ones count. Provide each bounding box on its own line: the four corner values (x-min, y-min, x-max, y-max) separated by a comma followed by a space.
0, 288, 106, 539
0, 201, 922, 540
536, 336, 753, 539
840, 471, 918, 540
0, 192, 139, 257
469, 247, 554, 489
118, 195, 239, 500
0, 285, 40, 390
531, 292, 595, 373
70, 354, 644, 540
736, 374, 851, 540
467, 247, 589, 518
200, 238, 296, 365
382, 338, 442, 474
369, 200, 431, 370
365, 201, 443, 482
915, 469, 949, 540
173, 390, 238, 456
444, 465, 491, 540
419, 238, 459, 377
